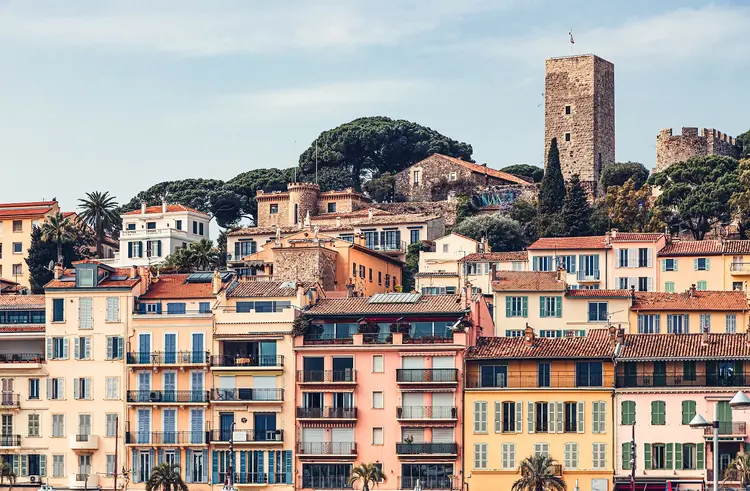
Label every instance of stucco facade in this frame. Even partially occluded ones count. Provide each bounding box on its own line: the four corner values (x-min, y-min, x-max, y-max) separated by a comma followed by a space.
527, 236, 612, 290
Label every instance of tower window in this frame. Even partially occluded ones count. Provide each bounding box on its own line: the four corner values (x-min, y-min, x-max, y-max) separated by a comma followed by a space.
565, 133, 571, 142
565, 105, 571, 115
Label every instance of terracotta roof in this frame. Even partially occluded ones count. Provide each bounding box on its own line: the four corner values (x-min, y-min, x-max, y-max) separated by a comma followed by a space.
227, 280, 315, 298
528, 236, 608, 250
0, 202, 57, 218
723, 241, 750, 254
467, 329, 613, 360
609, 232, 665, 242
139, 274, 230, 300
460, 251, 528, 262
0, 325, 45, 333
45, 267, 141, 289
414, 271, 459, 277
306, 294, 467, 316
312, 209, 392, 219
0, 278, 19, 285
352, 213, 441, 226
566, 289, 632, 298
228, 224, 354, 237
0, 201, 57, 208
618, 333, 750, 361
428, 154, 531, 186
631, 291, 749, 311
492, 271, 565, 292
123, 204, 208, 216
0, 295, 45, 309
658, 240, 723, 256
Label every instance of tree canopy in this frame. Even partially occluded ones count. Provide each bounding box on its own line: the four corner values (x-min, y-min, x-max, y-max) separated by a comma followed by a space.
500, 164, 543, 182
539, 138, 565, 215
453, 214, 528, 252
600, 161, 649, 191
737, 129, 750, 159
26, 226, 91, 293
78, 191, 121, 258
362, 173, 397, 203
605, 178, 661, 233
562, 174, 592, 237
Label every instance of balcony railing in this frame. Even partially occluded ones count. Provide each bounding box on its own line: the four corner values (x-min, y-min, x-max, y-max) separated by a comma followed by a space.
126, 390, 209, 403
210, 429, 284, 443
125, 431, 207, 445
704, 422, 747, 437
0, 435, 21, 447
127, 351, 209, 365
297, 370, 356, 383
403, 336, 453, 345
297, 442, 357, 455
0, 353, 44, 363
211, 355, 284, 368
0, 393, 20, 408
616, 372, 750, 388
218, 473, 268, 485
400, 477, 454, 490
296, 407, 357, 419
302, 335, 354, 345
367, 241, 407, 253
396, 406, 457, 419
210, 388, 284, 402
730, 263, 750, 273
363, 333, 392, 344
396, 369, 458, 383
302, 477, 350, 489
577, 270, 600, 281
467, 371, 604, 389
396, 443, 458, 455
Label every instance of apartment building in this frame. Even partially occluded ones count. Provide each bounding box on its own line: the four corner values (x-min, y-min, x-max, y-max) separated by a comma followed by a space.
293, 292, 492, 491
44, 261, 147, 490
528, 236, 610, 289
465, 327, 616, 491
0, 295, 47, 484
0, 200, 60, 288
657, 241, 723, 293
610, 232, 667, 292
416, 233, 486, 295
722, 241, 750, 293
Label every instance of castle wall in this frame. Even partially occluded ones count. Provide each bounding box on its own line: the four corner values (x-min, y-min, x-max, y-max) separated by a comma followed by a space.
655, 127, 741, 172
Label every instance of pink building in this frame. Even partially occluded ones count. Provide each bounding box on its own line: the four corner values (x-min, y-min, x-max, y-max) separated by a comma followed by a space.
609, 232, 667, 292
293, 292, 492, 491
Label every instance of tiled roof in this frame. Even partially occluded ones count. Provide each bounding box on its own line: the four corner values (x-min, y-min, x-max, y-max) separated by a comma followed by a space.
631, 291, 749, 311
414, 271, 459, 277
45, 268, 141, 289
527, 236, 608, 250
609, 232, 665, 242
460, 251, 528, 262
566, 289, 632, 298
0, 295, 45, 310
306, 294, 467, 316
352, 213, 441, 226
228, 224, 354, 236
618, 333, 750, 360
658, 240, 723, 256
227, 280, 314, 298
0, 201, 57, 208
467, 329, 613, 360
0, 325, 45, 333
123, 204, 208, 216
492, 271, 565, 292
428, 154, 531, 186
0, 201, 57, 218
723, 241, 750, 254
139, 274, 229, 299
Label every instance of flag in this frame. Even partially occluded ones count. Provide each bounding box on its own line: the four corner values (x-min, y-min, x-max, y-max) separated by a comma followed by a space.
569, 29, 575, 44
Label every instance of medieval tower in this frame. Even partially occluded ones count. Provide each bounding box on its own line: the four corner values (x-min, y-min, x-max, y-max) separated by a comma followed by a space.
544, 54, 615, 195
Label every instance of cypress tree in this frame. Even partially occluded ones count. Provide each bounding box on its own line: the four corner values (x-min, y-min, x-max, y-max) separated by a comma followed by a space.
562, 174, 592, 237
539, 137, 566, 215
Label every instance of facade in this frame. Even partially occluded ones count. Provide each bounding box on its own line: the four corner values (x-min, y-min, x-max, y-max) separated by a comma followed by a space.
528, 236, 611, 289
658, 241, 724, 293
722, 241, 750, 294
416, 234, 488, 295
465, 327, 616, 491
294, 292, 493, 491
0, 200, 60, 288
544, 55, 615, 195
655, 127, 742, 173
459, 251, 528, 299
610, 232, 667, 292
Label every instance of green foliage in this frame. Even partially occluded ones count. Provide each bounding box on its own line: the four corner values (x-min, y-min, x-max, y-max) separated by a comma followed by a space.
297, 166, 357, 192
78, 191, 121, 258
298, 116, 473, 191
429, 176, 476, 201
722, 452, 750, 486
402, 242, 421, 292
0, 460, 16, 487
536, 212, 566, 238
40, 212, 78, 263
454, 195, 472, 227
511, 455, 567, 491
600, 161, 649, 191
162, 239, 221, 273
26, 226, 91, 293
453, 214, 527, 252
501, 164, 543, 183
348, 463, 386, 491
561, 174, 592, 237
730, 159, 750, 238
605, 178, 661, 233
363, 173, 397, 203
539, 138, 565, 215
145, 463, 188, 491
122, 178, 225, 214
649, 155, 740, 240
737, 130, 750, 159
588, 200, 611, 235
508, 199, 539, 243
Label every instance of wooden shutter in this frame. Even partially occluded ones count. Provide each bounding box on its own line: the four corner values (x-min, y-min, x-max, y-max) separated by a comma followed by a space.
74, 338, 80, 360
622, 442, 631, 470
527, 401, 535, 433
515, 401, 522, 433
522, 297, 528, 317
539, 297, 546, 318
556, 402, 563, 433
494, 401, 501, 433
505, 297, 511, 317
674, 443, 683, 470
666, 443, 674, 470
592, 401, 600, 433
697, 443, 704, 470
577, 401, 585, 433
73, 378, 80, 399
644, 443, 651, 469
555, 296, 562, 318
548, 402, 555, 434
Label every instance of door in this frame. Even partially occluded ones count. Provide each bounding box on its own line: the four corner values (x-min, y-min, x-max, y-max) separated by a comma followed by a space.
402, 392, 425, 419
331, 428, 354, 454
137, 372, 151, 402
138, 333, 151, 364
79, 454, 91, 475
190, 372, 204, 402
623, 362, 637, 387
164, 334, 177, 364
432, 393, 454, 419
1, 378, 13, 406
191, 333, 204, 363
1, 415, 12, 438
259, 341, 277, 367
303, 393, 324, 418
653, 361, 667, 387
253, 376, 276, 401
137, 409, 151, 444
219, 413, 234, 442
254, 413, 276, 441
163, 372, 176, 403
303, 357, 324, 382
718, 401, 733, 434
402, 357, 425, 383
78, 414, 91, 437
138, 452, 151, 482
332, 357, 353, 382
190, 409, 204, 444
302, 428, 325, 454
163, 409, 177, 444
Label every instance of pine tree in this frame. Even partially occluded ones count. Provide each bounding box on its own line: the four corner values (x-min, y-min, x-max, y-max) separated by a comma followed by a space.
562, 174, 592, 237
26, 227, 91, 293
539, 138, 566, 215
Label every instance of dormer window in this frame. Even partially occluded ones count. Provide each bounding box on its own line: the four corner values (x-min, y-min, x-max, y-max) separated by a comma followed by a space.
78, 269, 95, 288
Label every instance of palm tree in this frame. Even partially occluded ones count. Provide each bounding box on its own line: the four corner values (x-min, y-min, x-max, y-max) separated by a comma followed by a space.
40, 212, 77, 263
348, 463, 385, 491
187, 239, 220, 271
0, 460, 16, 491
145, 463, 188, 491
78, 191, 121, 258
511, 455, 566, 491
724, 452, 750, 486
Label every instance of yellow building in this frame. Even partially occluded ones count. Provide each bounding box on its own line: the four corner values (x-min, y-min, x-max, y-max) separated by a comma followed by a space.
723, 240, 750, 293
657, 240, 724, 293
416, 233, 486, 294
465, 327, 616, 491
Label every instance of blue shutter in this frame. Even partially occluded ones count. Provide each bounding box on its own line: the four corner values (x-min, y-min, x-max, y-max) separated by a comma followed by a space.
149, 450, 155, 478
202, 450, 208, 483
570, 255, 576, 273
532, 257, 539, 271
539, 297, 546, 318
128, 242, 133, 258
522, 296, 528, 317
158, 450, 164, 466
156, 240, 162, 257
240, 451, 246, 476
139, 241, 144, 258
132, 450, 139, 482
212, 450, 218, 484
257, 451, 264, 482
234, 242, 240, 259
185, 450, 193, 483
268, 452, 275, 484
156, 303, 162, 314
556, 297, 562, 318
284, 451, 292, 484
505, 297, 511, 317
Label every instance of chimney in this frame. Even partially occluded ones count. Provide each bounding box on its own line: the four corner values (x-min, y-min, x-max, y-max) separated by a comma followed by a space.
608, 325, 617, 347
54, 263, 64, 280
701, 326, 709, 346
629, 285, 636, 299
336, 216, 341, 227
604, 231, 611, 245
610, 229, 617, 239
368, 207, 374, 220
212, 269, 222, 295
523, 323, 535, 347
461, 285, 470, 309
616, 326, 625, 346
138, 266, 151, 295
296, 279, 305, 307
141, 201, 147, 214
689, 284, 696, 297
130, 266, 138, 279
161, 198, 168, 214
556, 266, 566, 281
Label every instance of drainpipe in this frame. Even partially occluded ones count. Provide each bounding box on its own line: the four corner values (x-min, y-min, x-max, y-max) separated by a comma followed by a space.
461, 349, 467, 491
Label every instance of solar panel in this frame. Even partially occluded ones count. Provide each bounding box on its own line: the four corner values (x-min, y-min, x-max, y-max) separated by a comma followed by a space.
109, 275, 128, 281
280, 281, 296, 289
368, 293, 422, 304
186, 272, 212, 283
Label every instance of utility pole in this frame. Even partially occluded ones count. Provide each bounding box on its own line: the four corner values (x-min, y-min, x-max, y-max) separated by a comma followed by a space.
114, 416, 119, 491
630, 424, 636, 491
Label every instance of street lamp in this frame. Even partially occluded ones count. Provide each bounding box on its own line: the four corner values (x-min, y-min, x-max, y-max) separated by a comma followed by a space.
689, 391, 750, 491
222, 417, 248, 491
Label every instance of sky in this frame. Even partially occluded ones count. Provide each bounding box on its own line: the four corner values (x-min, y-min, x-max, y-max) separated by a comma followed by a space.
1, 0, 749, 214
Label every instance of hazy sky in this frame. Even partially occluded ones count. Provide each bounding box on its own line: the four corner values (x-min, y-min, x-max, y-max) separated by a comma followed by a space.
1, 0, 748, 213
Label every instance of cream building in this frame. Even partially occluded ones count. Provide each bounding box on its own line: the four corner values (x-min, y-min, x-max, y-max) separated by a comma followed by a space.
416, 233, 487, 294
527, 235, 611, 290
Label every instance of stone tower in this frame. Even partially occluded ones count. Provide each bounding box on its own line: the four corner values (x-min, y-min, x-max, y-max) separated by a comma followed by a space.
655, 127, 742, 173
287, 182, 320, 227
544, 54, 615, 195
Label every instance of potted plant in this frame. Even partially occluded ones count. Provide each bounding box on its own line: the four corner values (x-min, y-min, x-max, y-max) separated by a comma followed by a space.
358, 320, 380, 334
453, 319, 472, 333
292, 315, 311, 336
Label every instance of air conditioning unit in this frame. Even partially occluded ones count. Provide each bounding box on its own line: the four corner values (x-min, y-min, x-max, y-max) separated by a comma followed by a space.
29, 475, 39, 483
149, 391, 162, 402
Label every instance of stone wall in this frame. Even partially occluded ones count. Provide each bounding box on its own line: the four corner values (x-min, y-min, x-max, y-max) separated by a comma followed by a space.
287, 182, 320, 227
273, 246, 338, 291
255, 193, 290, 228
655, 127, 742, 172
377, 201, 459, 227
317, 189, 371, 214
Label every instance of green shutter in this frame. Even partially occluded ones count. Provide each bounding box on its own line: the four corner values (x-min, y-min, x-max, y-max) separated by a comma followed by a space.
505, 297, 511, 317
666, 443, 673, 470
651, 401, 657, 425
622, 443, 631, 470
682, 401, 696, 425
661, 260, 666, 272
674, 443, 683, 470
540, 297, 546, 318
694, 259, 699, 270
697, 443, 704, 470
674, 260, 678, 272
622, 401, 635, 425
644, 443, 652, 470
556, 296, 562, 318
706, 258, 710, 271
522, 297, 528, 318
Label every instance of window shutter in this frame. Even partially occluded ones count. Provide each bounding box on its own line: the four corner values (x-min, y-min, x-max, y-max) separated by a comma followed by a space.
629, 277, 637, 289
666, 443, 674, 470
697, 443, 704, 470
539, 297, 545, 318
515, 401, 522, 433
268, 451, 275, 484
647, 277, 653, 292
592, 401, 600, 433
63, 338, 69, 359
548, 402, 555, 434
706, 258, 710, 271
556, 297, 562, 318
128, 242, 133, 258
74, 337, 80, 360
494, 401, 501, 433
47, 379, 52, 399
694, 259, 698, 270
527, 401, 535, 433
661, 260, 666, 272
644, 443, 652, 469
674, 443, 683, 470
40, 455, 46, 477
556, 402, 563, 433
47, 338, 53, 359
599, 401, 606, 433
85, 338, 91, 359
674, 260, 678, 272
629, 248, 637, 267
505, 297, 511, 317
655, 315, 661, 334
85, 378, 92, 399
139, 241, 144, 258
156, 240, 162, 257
74, 378, 80, 400
473, 402, 481, 433
647, 248, 653, 267
522, 297, 528, 317
615, 249, 621, 268
577, 401, 585, 433
622, 442, 631, 470
533, 257, 539, 271
156, 303, 162, 314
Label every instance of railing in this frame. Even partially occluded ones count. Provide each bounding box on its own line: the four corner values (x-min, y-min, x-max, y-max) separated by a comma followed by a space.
210, 388, 284, 402
126, 351, 209, 365
76, 434, 92, 442
0, 353, 44, 363
403, 336, 453, 344
210, 429, 284, 442
302, 335, 354, 345
0, 435, 21, 447
367, 240, 407, 253
126, 390, 209, 403
74, 474, 90, 482
397, 406, 457, 419
121, 228, 187, 237
704, 422, 747, 436
730, 263, 750, 273
616, 372, 750, 388
303, 477, 350, 489
396, 443, 458, 455
211, 355, 284, 368
363, 333, 392, 344
467, 371, 604, 389
396, 369, 458, 383
297, 370, 356, 383
297, 442, 357, 455
400, 476, 453, 489
125, 431, 206, 445
218, 473, 267, 485
0, 393, 21, 407
577, 270, 600, 281
296, 407, 357, 419
133, 309, 212, 316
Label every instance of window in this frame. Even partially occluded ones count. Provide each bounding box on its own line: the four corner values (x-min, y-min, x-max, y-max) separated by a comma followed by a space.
372, 355, 384, 373
106, 336, 123, 360
106, 297, 120, 322
512, 261, 524, 271
359, 265, 365, 278
105, 377, 120, 400
534, 443, 550, 457
564, 402, 578, 433
473, 401, 488, 433
565, 105, 571, 115
502, 402, 517, 433
368, 268, 373, 282
410, 229, 420, 244
50, 337, 68, 359
592, 401, 606, 434
193, 221, 198, 234
167, 302, 186, 314
352, 263, 357, 277
480, 365, 508, 388
699, 314, 711, 333
413, 170, 420, 185
270, 204, 279, 214
697, 280, 707, 291
28, 413, 40, 437
534, 256, 554, 272
79, 297, 93, 329
592, 443, 606, 469
651, 401, 666, 425
557, 255, 576, 273
12, 242, 22, 254
539, 296, 561, 318
619, 249, 629, 268
52, 298, 65, 322
146, 240, 162, 257
106, 414, 118, 437
588, 302, 608, 322
448, 172, 457, 181
665, 281, 675, 293
638, 314, 660, 334
727, 314, 737, 333
535, 402, 549, 432
621, 401, 635, 425
106, 455, 116, 476
52, 414, 65, 437
667, 314, 689, 334
78, 268, 95, 287
373, 392, 383, 409
506, 330, 523, 337
12, 264, 22, 276
75, 336, 91, 360
474, 443, 488, 469
682, 443, 697, 470
29, 379, 40, 400
199, 302, 211, 314
53, 455, 64, 477
564, 443, 578, 469
695, 258, 710, 271
13, 220, 22, 232
638, 248, 650, 267
662, 258, 677, 271
576, 362, 603, 387
48, 378, 65, 399
327, 203, 336, 213
651, 444, 666, 469
372, 427, 383, 445
564, 132, 571, 142
505, 296, 528, 317
638, 277, 651, 292
378, 272, 382, 285
385, 274, 390, 288
684, 361, 697, 381
74, 377, 92, 400
501, 443, 516, 469
734, 281, 744, 291
682, 400, 696, 425
175, 220, 182, 230
538, 363, 551, 388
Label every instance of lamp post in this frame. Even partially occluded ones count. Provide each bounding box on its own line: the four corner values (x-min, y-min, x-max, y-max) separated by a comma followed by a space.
689, 391, 750, 491
223, 417, 248, 491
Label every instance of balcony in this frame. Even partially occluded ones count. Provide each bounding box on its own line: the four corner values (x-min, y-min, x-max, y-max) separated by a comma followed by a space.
121, 228, 188, 238
126, 431, 207, 445
577, 270, 601, 282
396, 406, 457, 420
0, 393, 20, 409
210, 429, 284, 443
210, 354, 284, 369
218, 472, 268, 485
210, 388, 284, 402
400, 476, 455, 490
704, 422, 747, 439
396, 443, 458, 456
126, 390, 209, 404
296, 407, 357, 420
70, 434, 99, 451
367, 240, 407, 254
730, 263, 750, 275
396, 369, 458, 384
467, 371, 604, 389
69, 474, 99, 489
403, 335, 453, 345
302, 334, 354, 346
363, 333, 392, 344
127, 351, 209, 366
296, 442, 357, 457
0, 353, 44, 367
616, 372, 750, 389
0, 435, 21, 447
297, 370, 356, 384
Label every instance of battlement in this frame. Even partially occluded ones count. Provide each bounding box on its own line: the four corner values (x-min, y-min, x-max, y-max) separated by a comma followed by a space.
655, 126, 741, 172
287, 181, 321, 192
